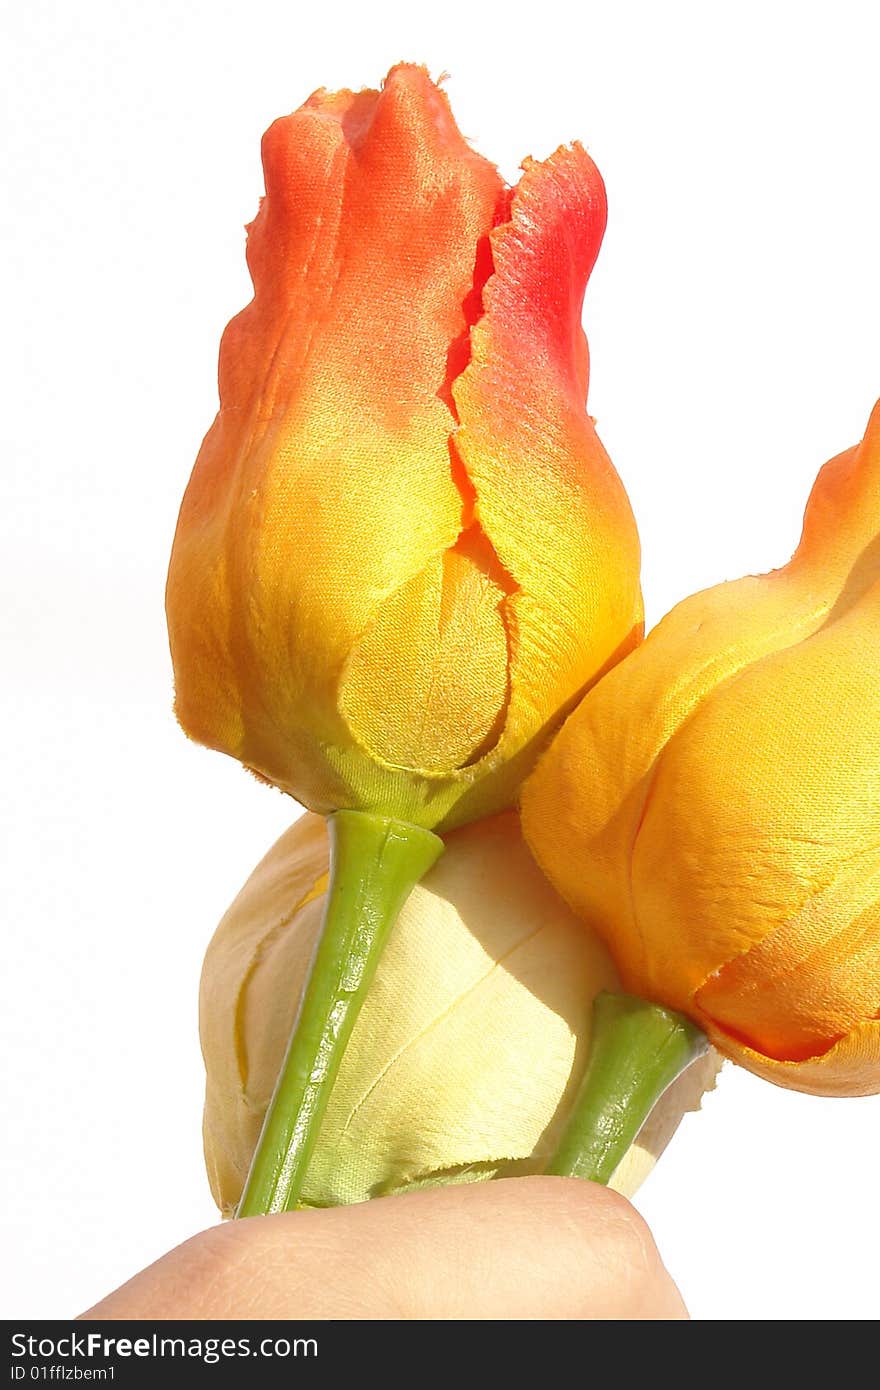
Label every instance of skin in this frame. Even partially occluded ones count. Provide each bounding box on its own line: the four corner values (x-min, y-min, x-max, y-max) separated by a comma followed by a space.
80, 1178, 687, 1321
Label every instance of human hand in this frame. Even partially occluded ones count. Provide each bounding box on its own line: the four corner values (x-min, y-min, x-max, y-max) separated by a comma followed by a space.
80, 1178, 687, 1320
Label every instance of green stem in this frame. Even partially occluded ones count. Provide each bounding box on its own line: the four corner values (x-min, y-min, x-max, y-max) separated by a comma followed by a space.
548, 992, 708, 1184
236, 810, 443, 1217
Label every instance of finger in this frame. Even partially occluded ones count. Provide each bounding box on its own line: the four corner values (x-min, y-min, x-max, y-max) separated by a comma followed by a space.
82, 1177, 686, 1321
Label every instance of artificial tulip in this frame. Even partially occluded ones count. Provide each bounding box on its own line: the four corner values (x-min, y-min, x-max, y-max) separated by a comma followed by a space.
200, 812, 717, 1210
524, 401, 880, 1098
166, 63, 642, 832
166, 64, 643, 1214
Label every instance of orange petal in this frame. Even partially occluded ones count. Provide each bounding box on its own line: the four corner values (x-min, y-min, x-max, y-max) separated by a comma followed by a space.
167, 66, 505, 807
707, 1016, 880, 1097
452, 146, 642, 813
792, 397, 880, 601
696, 874, 880, 1064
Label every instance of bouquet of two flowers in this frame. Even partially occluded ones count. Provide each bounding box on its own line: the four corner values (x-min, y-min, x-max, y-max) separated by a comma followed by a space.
166, 65, 880, 1222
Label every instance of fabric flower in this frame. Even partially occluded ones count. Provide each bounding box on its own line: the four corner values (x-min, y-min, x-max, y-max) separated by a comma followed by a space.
523, 401, 880, 1095
166, 63, 642, 831
201, 811, 716, 1210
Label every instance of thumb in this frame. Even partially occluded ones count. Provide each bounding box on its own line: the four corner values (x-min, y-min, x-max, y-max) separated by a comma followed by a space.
360, 1176, 688, 1319
83, 1177, 687, 1320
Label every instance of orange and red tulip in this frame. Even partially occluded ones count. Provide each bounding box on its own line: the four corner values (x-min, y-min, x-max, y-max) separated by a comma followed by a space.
166, 64, 642, 830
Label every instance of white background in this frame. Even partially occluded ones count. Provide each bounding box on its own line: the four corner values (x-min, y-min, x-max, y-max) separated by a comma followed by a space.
2, 0, 879, 1320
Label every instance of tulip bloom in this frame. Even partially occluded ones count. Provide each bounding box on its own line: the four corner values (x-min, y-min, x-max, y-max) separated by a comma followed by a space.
169, 64, 643, 1217
201, 812, 717, 1211
523, 401, 880, 1096
166, 63, 642, 833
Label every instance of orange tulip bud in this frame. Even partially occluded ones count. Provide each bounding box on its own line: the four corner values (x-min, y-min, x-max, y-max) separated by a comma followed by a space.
166, 64, 642, 831
523, 401, 880, 1096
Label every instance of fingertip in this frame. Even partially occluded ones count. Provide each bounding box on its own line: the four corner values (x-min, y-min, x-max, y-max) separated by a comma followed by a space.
481, 1176, 689, 1320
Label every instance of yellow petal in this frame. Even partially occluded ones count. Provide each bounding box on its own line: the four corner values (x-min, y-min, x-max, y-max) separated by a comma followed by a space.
339, 536, 511, 775
634, 576, 880, 1012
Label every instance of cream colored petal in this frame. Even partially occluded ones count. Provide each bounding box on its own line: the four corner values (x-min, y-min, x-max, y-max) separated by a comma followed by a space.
201, 812, 716, 1214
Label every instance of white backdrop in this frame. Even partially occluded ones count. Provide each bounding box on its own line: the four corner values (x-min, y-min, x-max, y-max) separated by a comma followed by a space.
2, 0, 879, 1320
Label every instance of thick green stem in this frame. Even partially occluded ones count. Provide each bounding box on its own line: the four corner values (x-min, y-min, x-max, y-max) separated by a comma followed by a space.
548, 992, 708, 1185
237, 810, 443, 1217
